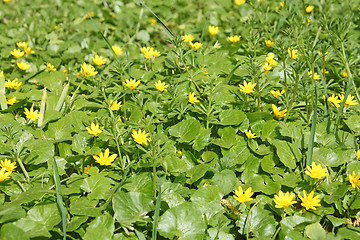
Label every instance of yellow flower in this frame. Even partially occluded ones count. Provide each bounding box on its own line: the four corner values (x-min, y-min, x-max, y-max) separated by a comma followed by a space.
234, 0, 246, 5
279, 2, 284, 7
0, 71, 3, 77
63, 68, 69, 74
339, 94, 358, 107
150, 19, 157, 25
233, 186, 254, 203
110, 100, 122, 111
24, 107, 41, 121
327, 94, 341, 108
154, 80, 168, 92
112, 46, 123, 55
86, 122, 103, 137
0, 159, 16, 173
46, 62, 57, 71
319, 51, 329, 61
0, 168, 11, 182
76, 72, 82, 78
16, 42, 28, 48
272, 104, 287, 118
132, 129, 151, 145
244, 130, 257, 139
273, 190, 297, 209
208, 26, 219, 36
270, 89, 285, 97
181, 33, 194, 42
182, 34, 194, 43
10, 49, 24, 58
321, 68, 329, 74
6, 96, 16, 105
17, 61, 30, 70
239, 80, 256, 94
24, 46, 35, 55
92, 55, 107, 66
263, 63, 273, 73
342, 70, 348, 78
123, 78, 140, 90
308, 71, 320, 80
298, 190, 321, 211
81, 164, 93, 174
265, 53, 278, 66
81, 63, 98, 77
305, 162, 328, 179
357, 149, 360, 160
93, 149, 117, 166
5, 79, 22, 89
188, 92, 200, 104
140, 47, 161, 59
190, 42, 202, 51
288, 48, 300, 60
349, 171, 360, 189
265, 40, 274, 47
227, 35, 241, 43
306, 5, 314, 13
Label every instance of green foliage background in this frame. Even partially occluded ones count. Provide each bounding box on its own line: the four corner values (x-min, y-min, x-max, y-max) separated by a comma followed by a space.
0, 0, 360, 239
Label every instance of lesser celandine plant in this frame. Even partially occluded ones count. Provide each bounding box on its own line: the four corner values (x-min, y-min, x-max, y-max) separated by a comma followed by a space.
0, 0, 359, 239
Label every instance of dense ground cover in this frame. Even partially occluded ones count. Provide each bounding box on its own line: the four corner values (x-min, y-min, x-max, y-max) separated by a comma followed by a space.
0, 0, 360, 239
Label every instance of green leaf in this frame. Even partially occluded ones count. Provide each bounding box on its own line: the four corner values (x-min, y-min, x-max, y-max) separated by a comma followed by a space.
112, 191, 153, 229
157, 203, 206, 240
13, 217, 51, 238
237, 207, 277, 237
312, 147, 351, 167
186, 164, 210, 184
25, 139, 54, 165
212, 127, 236, 148
69, 198, 102, 217
272, 139, 301, 169
46, 118, 73, 141
67, 216, 88, 232
168, 118, 201, 143
190, 185, 222, 204
278, 226, 304, 240
27, 203, 61, 229
304, 222, 327, 240
193, 128, 211, 151
122, 172, 154, 198
71, 132, 90, 154
0, 205, 26, 224
36, 71, 66, 92
136, 30, 150, 43
344, 114, 360, 136
0, 223, 30, 240
212, 170, 237, 195
80, 174, 111, 200
280, 213, 318, 230
83, 213, 115, 240
219, 109, 246, 126
221, 137, 250, 164
163, 154, 194, 175
336, 227, 360, 239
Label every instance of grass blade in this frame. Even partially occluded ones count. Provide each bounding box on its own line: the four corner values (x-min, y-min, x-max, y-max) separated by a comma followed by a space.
37, 88, 47, 128
152, 185, 161, 240
45, 138, 67, 240
305, 84, 318, 167
317, 66, 330, 132
0, 74, 7, 110
136, 0, 175, 40
55, 80, 69, 112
